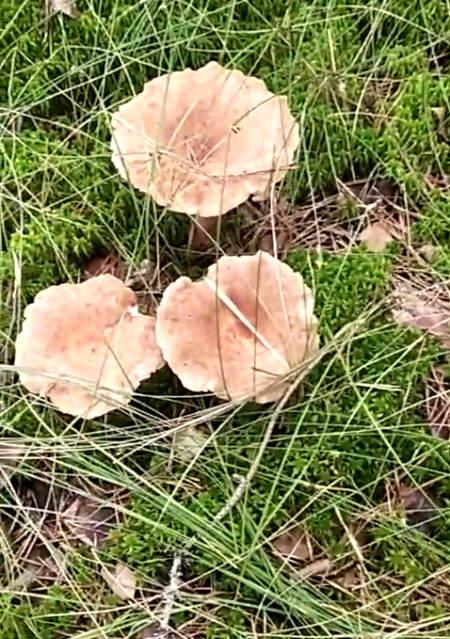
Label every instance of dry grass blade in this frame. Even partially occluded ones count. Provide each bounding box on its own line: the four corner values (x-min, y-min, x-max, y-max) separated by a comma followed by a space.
296, 558, 334, 579
0, 443, 27, 487
101, 562, 137, 601
426, 366, 450, 439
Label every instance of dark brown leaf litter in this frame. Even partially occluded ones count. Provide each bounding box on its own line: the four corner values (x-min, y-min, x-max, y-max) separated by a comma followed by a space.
391, 272, 450, 348
426, 366, 450, 440
2, 474, 125, 592
82, 250, 126, 280
393, 483, 438, 535
224, 176, 412, 256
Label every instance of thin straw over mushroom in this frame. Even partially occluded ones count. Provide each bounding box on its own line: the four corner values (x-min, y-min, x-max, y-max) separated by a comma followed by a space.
14, 275, 164, 418
156, 252, 318, 402
111, 61, 299, 219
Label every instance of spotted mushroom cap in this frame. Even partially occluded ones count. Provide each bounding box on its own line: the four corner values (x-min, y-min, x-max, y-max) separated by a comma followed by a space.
155, 252, 318, 402
111, 61, 299, 217
14, 275, 164, 418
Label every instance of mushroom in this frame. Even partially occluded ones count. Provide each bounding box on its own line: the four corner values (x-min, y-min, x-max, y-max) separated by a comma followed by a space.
111, 61, 299, 234
155, 252, 318, 402
14, 275, 164, 418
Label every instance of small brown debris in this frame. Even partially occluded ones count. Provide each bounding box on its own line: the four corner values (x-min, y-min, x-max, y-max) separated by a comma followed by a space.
426, 366, 450, 440
102, 562, 137, 600
188, 216, 220, 251
395, 483, 438, 534
273, 524, 313, 562
83, 251, 125, 280
391, 276, 450, 348
46, 0, 80, 19
359, 222, 393, 253
258, 230, 290, 256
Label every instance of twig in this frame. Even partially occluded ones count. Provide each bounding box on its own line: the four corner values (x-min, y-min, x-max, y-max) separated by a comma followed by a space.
154, 320, 364, 636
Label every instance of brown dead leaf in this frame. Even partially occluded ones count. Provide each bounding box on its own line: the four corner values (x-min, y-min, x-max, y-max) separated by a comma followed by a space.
9, 542, 68, 592
272, 524, 313, 562
426, 366, 450, 440
46, 0, 80, 19
102, 562, 136, 600
395, 483, 438, 534
60, 494, 117, 547
391, 277, 450, 348
359, 223, 393, 253
0, 443, 27, 487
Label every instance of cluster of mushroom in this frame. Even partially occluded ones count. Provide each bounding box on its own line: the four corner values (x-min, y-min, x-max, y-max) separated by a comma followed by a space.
14, 62, 319, 419
15, 252, 318, 418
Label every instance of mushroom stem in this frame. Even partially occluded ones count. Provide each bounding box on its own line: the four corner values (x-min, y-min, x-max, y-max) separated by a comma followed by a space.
188, 215, 220, 251
203, 277, 289, 370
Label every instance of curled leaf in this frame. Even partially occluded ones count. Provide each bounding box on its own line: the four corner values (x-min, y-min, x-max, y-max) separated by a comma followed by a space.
102, 562, 136, 601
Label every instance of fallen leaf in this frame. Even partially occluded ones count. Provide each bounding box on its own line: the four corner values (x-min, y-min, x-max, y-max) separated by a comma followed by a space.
426, 366, 450, 440
102, 562, 136, 600
296, 558, 334, 578
173, 425, 208, 462
60, 495, 117, 547
9, 543, 67, 591
46, 0, 80, 19
0, 443, 27, 487
359, 223, 393, 253
391, 277, 450, 348
396, 484, 438, 534
273, 524, 313, 562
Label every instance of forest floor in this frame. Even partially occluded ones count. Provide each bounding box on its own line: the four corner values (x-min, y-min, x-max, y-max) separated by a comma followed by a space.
2, 1, 450, 638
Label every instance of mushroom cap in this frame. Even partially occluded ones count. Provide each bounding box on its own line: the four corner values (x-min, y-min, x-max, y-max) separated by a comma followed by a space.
111, 61, 299, 217
156, 252, 318, 402
14, 275, 164, 418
